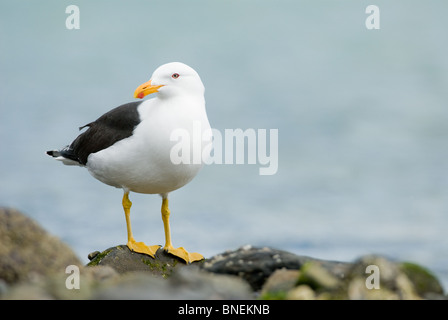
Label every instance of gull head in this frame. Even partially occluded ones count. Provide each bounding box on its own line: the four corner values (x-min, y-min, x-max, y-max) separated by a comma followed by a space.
134, 62, 205, 99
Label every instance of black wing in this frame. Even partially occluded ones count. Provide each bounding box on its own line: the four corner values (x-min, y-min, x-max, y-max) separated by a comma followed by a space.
57, 101, 143, 165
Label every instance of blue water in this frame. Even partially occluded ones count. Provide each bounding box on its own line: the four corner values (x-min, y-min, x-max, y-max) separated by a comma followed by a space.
1, 1, 448, 291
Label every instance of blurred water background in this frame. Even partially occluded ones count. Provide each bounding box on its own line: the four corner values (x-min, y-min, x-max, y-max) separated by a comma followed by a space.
1, 1, 447, 289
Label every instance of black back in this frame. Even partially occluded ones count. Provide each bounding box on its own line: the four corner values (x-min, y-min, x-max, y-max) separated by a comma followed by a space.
60, 101, 143, 165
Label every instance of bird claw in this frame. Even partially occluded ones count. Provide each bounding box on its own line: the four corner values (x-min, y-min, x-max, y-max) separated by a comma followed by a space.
127, 239, 161, 258
164, 246, 204, 264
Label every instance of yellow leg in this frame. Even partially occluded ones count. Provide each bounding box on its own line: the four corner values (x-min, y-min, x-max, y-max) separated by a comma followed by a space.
161, 197, 204, 263
123, 192, 160, 257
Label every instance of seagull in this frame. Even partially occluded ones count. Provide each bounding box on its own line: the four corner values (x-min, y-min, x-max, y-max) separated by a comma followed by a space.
47, 62, 212, 263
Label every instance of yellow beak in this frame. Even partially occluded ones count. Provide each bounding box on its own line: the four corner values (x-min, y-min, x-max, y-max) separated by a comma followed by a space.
134, 80, 164, 99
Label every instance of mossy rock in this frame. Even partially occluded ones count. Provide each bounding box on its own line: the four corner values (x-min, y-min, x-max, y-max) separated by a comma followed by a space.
86, 245, 201, 278
296, 261, 340, 291
399, 262, 444, 297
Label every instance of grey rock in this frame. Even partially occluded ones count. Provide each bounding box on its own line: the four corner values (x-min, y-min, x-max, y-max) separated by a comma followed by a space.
86, 245, 192, 277
85, 245, 253, 299
0, 207, 82, 285
200, 245, 349, 291
297, 261, 341, 291
2, 265, 119, 300
1, 207, 444, 300
287, 285, 316, 300
399, 261, 444, 297
261, 269, 300, 298
202, 248, 446, 300
87, 251, 100, 261
92, 266, 253, 300
345, 255, 445, 300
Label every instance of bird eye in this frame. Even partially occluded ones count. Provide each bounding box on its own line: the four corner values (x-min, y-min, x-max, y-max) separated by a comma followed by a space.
171, 73, 180, 79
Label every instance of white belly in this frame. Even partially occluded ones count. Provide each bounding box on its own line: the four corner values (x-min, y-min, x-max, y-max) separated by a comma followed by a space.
86, 99, 211, 195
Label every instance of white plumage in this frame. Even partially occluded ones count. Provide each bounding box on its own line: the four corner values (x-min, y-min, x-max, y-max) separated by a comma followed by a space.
47, 62, 212, 263
88, 64, 211, 194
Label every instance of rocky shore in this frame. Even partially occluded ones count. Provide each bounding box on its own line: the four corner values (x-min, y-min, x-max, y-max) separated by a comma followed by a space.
0, 207, 446, 300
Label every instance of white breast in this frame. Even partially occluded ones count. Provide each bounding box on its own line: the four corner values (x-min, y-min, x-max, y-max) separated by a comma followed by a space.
86, 97, 211, 195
